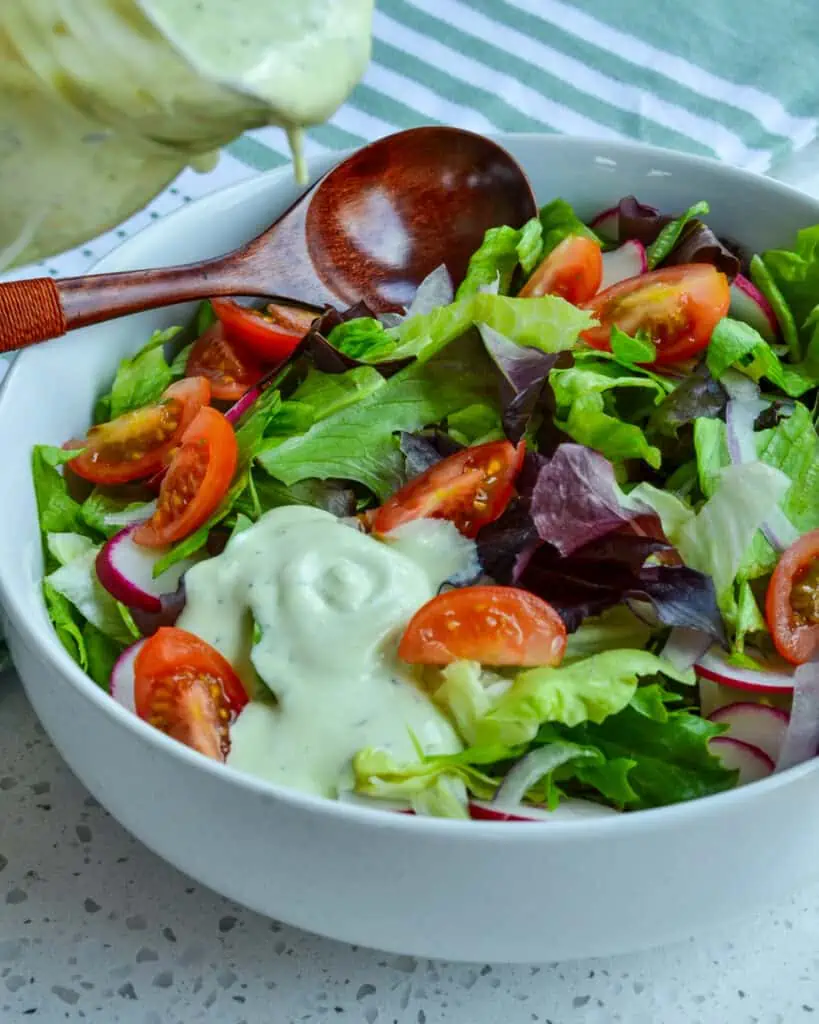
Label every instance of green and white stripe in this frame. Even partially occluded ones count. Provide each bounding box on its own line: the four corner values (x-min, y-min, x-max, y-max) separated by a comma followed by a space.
225, 0, 819, 177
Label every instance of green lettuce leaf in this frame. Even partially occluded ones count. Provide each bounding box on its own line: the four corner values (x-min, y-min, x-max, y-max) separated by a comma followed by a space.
538, 198, 601, 258
693, 417, 730, 499
706, 318, 819, 397
327, 318, 396, 362
645, 200, 709, 269
563, 606, 653, 661
446, 403, 504, 446
541, 682, 736, 809
46, 532, 95, 567
551, 364, 665, 468
32, 445, 88, 540
609, 327, 658, 365
79, 490, 153, 539
761, 227, 819, 341
94, 326, 182, 423
44, 545, 134, 644
749, 254, 800, 359
43, 580, 88, 669
83, 621, 124, 690
289, 364, 385, 419
385, 291, 594, 363
434, 650, 694, 750
676, 462, 790, 601
455, 225, 523, 298
257, 335, 500, 499
516, 217, 544, 275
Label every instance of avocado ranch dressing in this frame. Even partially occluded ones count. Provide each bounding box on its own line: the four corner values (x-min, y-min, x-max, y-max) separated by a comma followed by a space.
0, 0, 373, 265
177, 507, 478, 797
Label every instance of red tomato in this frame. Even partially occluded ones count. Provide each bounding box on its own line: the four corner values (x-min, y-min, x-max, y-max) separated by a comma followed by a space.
518, 236, 603, 303
399, 585, 567, 667
134, 627, 247, 760
186, 323, 265, 402
212, 298, 307, 363
580, 264, 730, 365
766, 529, 819, 665
67, 377, 210, 486
133, 406, 237, 548
372, 440, 525, 539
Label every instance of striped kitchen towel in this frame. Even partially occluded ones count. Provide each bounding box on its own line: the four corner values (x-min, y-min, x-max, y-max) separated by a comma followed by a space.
229, 0, 819, 176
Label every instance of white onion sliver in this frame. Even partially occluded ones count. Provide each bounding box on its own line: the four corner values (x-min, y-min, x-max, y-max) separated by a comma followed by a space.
493, 746, 583, 811
720, 369, 761, 403
725, 398, 769, 465
776, 660, 819, 772
660, 627, 712, 672
103, 500, 157, 528
405, 264, 454, 319
760, 505, 801, 553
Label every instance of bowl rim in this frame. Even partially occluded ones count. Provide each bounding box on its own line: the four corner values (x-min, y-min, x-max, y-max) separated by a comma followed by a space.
5, 131, 819, 842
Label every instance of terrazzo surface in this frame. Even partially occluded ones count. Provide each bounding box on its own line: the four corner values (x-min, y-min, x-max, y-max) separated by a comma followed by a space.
2, 675, 819, 1023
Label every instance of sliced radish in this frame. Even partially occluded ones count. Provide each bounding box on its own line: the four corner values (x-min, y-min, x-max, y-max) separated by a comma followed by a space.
695, 644, 796, 695
729, 274, 778, 343
470, 799, 619, 822
110, 640, 145, 713
95, 524, 197, 613
709, 736, 774, 784
598, 240, 647, 291
588, 206, 620, 241
708, 702, 789, 761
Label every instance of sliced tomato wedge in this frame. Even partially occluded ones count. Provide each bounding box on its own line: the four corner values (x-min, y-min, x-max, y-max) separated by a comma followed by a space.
399, 585, 567, 667
67, 377, 210, 486
133, 406, 237, 548
212, 298, 307, 364
766, 528, 819, 665
186, 322, 265, 402
519, 235, 603, 303
372, 440, 525, 539
134, 626, 247, 760
580, 264, 730, 365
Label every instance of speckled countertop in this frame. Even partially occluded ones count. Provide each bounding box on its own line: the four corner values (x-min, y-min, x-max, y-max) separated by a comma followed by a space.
3, 672, 819, 1023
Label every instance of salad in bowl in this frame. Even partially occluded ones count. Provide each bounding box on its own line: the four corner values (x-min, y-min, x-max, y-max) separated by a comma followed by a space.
33, 190, 819, 822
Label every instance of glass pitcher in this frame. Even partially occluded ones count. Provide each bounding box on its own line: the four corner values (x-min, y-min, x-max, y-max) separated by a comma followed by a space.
0, 0, 373, 267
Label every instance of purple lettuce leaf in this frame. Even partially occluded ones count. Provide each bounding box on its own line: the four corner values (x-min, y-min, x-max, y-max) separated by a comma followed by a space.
478, 324, 559, 444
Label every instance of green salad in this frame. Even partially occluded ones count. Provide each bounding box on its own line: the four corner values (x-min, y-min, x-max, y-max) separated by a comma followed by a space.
30, 193, 819, 820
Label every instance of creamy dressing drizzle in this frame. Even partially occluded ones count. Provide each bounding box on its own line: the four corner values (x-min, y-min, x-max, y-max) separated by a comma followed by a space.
0, 0, 372, 263
177, 508, 475, 797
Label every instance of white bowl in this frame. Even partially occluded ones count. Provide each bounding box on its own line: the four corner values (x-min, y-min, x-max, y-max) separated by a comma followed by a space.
2, 135, 819, 964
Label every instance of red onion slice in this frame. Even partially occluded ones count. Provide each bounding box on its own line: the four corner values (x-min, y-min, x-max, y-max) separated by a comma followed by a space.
493, 745, 588, 811
776, 659, 819, 771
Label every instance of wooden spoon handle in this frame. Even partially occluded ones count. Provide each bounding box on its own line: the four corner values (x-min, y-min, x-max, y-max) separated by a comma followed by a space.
0, 258, 261, 353
0, 278, 67, 353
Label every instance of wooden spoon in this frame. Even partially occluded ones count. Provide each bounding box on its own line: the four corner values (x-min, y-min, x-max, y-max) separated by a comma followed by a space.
0, 127, 536, 354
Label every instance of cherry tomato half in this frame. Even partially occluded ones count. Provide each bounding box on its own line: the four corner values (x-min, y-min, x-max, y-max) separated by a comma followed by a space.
519, 236, 603, 304
372, 440, 525, 539
133, 406, 237, 548
186, 322, 265, 402
766, 528, 819, 665
134, 626, 248, 760
399, 585, 567, 667
580, 264, 730, 365
66, 377, 210, 486
212, 298, 307, 364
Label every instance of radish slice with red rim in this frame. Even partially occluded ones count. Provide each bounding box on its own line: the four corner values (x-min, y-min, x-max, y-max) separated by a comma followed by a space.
729, 274, 778, 342
695, 645, 796, 694
470, 799, 619, 822
708, 702, 789, 761
96, 524, 197, 613
709, 736, 774, 784
109, 640, 145, 714
588, 206, 620, 241
598, 240, 646, 291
